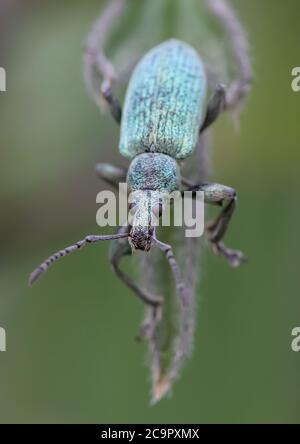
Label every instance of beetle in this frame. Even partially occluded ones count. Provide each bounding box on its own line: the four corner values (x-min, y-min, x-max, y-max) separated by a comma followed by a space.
29, 38, 245, 291
29, 0, 252, 402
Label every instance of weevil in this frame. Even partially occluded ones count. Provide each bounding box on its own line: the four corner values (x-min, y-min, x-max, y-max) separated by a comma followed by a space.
29, 0, 252, 402
30, 38, 246, 295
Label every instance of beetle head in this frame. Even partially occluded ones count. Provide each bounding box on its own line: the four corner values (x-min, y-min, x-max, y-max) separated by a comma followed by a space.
128, 190, 163, 252
129, 225, 153, 252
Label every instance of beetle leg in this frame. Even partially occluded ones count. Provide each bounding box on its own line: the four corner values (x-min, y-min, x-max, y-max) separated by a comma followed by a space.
110, 226, 162, 341
204, 0, 253, 112
152, 236, 189, 308
110, 226, 162, 302
101, 81, 122, 124
84, 0, 127, 124
200, 83, 226, 133
205, 194, 246, 267
95, 163, 127, 189
181, 182, 246, 267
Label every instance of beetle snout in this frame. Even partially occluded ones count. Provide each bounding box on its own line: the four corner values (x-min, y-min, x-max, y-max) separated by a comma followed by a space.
129, 226, 153, 252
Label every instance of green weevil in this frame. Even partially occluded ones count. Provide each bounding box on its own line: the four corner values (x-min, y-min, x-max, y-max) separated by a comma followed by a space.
30, 38, 246, 296
29, 0, 252, 402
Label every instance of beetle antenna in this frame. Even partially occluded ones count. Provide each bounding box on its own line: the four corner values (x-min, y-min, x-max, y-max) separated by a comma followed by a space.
28, 233, 128, 286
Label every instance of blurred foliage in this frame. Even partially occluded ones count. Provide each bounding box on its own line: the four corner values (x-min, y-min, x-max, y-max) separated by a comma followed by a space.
0, 0, 300, 423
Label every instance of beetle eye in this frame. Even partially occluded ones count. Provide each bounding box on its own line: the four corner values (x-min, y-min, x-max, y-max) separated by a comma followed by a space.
128, 202, 136, 211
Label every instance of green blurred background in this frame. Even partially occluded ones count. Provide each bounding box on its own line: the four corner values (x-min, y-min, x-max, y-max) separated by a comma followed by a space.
0, 0, 299, 424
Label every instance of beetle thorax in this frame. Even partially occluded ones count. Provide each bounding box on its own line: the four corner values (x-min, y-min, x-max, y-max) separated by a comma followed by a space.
127, 153, 180, 193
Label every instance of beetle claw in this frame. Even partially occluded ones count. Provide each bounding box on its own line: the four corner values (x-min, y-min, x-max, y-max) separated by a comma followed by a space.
211, 241, 247, 267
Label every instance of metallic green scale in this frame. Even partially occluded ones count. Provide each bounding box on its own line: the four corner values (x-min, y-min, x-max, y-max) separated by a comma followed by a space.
127, 153, 180, 193
119, 39, 207, 161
